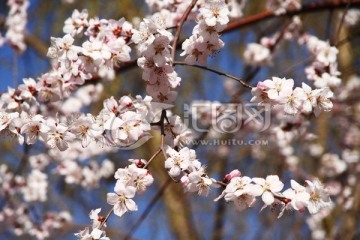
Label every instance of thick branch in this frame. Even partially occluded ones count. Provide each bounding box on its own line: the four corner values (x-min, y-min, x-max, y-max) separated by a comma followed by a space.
223, 0, 360, 34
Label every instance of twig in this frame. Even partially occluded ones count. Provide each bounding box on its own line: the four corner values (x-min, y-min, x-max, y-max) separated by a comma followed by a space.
143, 147, 162, 169
334, 1, 352, 45
124, 179, 172, 240
170, 0, 198, 65
174, 61, 253, 89
99, 207, 114, 230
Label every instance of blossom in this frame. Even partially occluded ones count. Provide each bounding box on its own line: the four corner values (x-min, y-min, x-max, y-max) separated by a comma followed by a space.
299, 83, 317, 113
89, 208, 103, 228
181, 35, 208, 65
263, 77, 294, 101
82, 40, 112, 63
48, 34, 79, 61
281, 87, 306, 115
164, 146, 191, 177
143, 35, 171, 67
0, 112, 19, 132
70, 115, 102, 148
244, 43, 271, 65
252, 175, 284, 205
282, 180, 310, 211
20, 115, 50, 144
63, 9, 89, 36
107, 111, 151, 144
316, 44, 339, 66
75, 228, 92, 240
184, 168, 218, 196
46, 120, 76, 151
107, 183, 138, 217
199, 0, 230, 27
313, 88, 333, 117
305, 180, 332, 214
90, 228, 109, 240
131, 19, 156, 52
223, 169, 241, 183
21, 170, 48, 202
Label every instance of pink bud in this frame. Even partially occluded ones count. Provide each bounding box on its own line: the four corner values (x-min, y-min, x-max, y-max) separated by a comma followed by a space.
257, 82, 267, 91
119, 96, 133, 109
180, 175, 189, 185
223, 169, 241, 183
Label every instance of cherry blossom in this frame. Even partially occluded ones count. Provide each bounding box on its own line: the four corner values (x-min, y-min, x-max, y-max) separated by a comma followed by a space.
199, 0, 230, 27
282, 180, 310, 212
252, 175, 284, 205
0, 1, 352, 239
63, 9, 89, 36
164, 146, 191, 177
305, 180, 332, 214
107, 183, 138, 217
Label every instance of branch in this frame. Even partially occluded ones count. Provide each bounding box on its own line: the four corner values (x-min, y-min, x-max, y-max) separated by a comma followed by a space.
174, 61, 253, 89
171, 0, 198, 65
223, 0, 360, 34
124, 179, 172, 240
24, 34, 49, 57
23, 1, 360, 80
334, 1, 352, 45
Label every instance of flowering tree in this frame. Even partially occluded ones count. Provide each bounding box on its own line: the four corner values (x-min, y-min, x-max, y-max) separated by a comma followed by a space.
0, 0, 360, 239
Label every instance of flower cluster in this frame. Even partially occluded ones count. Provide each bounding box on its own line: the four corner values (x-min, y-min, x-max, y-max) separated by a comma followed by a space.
181, 0, 230, 65
0, 165, 72, 240
303, 35, 341, 89
42, 10, 133, 100
0, 0, 29, 52
134, 17, 180, 103
1, 0, 354, 239
251, 77, 333, 116
267, 0, 301, 15
0, 93, 156, 151
164, 146, 218, 196
77, 159, 154, 240
216, 171, 331, 217
107, 159, 154, 216
244, 16, 302, 66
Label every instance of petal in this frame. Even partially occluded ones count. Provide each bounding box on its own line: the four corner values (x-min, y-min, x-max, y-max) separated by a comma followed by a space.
169, 166, 181, 177
262, 191, 275, 205
124, 186, 136, 198
252, 177, 265, 186
113, 203, 127, 217
106, 193, 118, 205
125, 199, 138, 212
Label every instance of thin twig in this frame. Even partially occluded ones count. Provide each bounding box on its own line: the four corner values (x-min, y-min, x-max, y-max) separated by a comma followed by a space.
174, 61, 253, 89
143, 148, 162, 169
334, 1, 352, 45
124, 179, 172, 240
99, 207, 114, 230
170, 0, 198, 65
280, 32, 360, 76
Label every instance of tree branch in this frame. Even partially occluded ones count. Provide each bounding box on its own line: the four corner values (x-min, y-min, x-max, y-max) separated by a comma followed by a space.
171, 0, 198, 65
174, 61, 253, 89
223, 0, 360, 34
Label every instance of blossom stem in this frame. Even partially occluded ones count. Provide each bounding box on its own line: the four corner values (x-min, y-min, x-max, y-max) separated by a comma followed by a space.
144, 148, 162, 169
98, 207, 114, 230
170, 0, 198, 65
174, 61, 253, 89
150, 110, 169, 136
